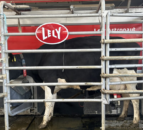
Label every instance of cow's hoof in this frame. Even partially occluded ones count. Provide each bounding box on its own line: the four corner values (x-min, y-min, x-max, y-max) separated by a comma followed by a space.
38, 122, 47, 129
130, 123, 139, 128
117, 117, 125, 121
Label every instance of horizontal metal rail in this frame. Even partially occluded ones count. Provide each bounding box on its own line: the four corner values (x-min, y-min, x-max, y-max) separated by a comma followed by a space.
110, 96, 143, 102
4, 33, 35, 36
101, 73, 143, 78
0, 59, 3, 62
101, 56, 143, 60
4, 31, 101, 36
5, 49, 101, 53
6, 48, 142, 53
6, 66, 101, 70
6, 82, 102, 86
6, 99, 102, 103
109, 80, 143, 85
0, 75, 5, 78
110, 64, 143, 68
69, 31, 101, 35
101, 89, 143, 94
110, 31, 143, 34
101, 38, 143, 44
0, 80, 3, 82
5, 14, 101, 19
110, 48, 142, 51
0, 93, 7, 98
111, 13, 143, 17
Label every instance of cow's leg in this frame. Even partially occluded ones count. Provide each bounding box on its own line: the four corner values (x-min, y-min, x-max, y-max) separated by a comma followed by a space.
115, 68, 140, 125
129, 93, 140, 126
117, 94, 130, 121
39, 85, 53, 129
48, 93, 57, 120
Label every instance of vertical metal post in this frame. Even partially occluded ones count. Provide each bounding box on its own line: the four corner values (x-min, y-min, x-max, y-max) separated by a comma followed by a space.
101, 0, 106, 130
0, 2, 9, 130
141, 22, 143, 115
3, 11, 11, 116
106, 12, 110, 104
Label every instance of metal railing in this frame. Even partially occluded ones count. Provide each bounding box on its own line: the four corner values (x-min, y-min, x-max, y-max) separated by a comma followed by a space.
0, 0, 143, 130
0, 1, 106, 130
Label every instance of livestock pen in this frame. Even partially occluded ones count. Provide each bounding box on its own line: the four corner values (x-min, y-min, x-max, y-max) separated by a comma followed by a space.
0, 0, 143, 130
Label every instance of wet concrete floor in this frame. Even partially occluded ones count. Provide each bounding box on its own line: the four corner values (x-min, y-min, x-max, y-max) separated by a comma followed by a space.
0, 116, 101, 130
0, 116, 141, 130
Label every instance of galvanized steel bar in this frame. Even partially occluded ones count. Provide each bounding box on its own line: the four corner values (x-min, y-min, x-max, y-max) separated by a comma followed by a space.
101, 0, 106, 130
110, 96, 143, 101
7, 99, 102, 103
0, 2, 9, 130
69, 31, 101, 35
4, 33, 34, 36
110, 13, 143, 17
6, 49, 102, 53
101, 89, 143, 94
0, 80, 3, 82
101, 56, 143, 60
0, 93, 7, 98
105, 11, 110, 104
6, 66, 101, 70
0, 58, 4, 62
0, 75, 5, 78
6, 14, 101, 19
110, 31, 143, 34
110, 64, 143, 68
4, 31, 101, 36
6, 82, 102, 86
101, 73, 143, 78
101, 38, 143, 44
110, 48, 143, 51
4, 11, 12, 117
110, 80, 143, 85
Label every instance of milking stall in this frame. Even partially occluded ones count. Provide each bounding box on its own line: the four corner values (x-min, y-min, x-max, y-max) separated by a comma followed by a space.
1, 0, 143, 130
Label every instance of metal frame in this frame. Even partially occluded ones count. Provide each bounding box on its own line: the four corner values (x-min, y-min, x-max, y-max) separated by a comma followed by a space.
1, 1, 143, 130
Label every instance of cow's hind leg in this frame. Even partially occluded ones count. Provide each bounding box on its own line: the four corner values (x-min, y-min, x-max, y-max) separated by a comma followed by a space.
39, 86, 54, 129
117, 94, 130, 121
130, 93, 140, 127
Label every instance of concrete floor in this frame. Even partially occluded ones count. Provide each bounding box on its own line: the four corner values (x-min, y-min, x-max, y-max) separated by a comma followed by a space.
0, 116, 101, 130
0, 116, 141, 130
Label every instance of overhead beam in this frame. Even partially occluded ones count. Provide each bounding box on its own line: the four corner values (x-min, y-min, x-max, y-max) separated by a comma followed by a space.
4, 0, 125, 4
70, 4, 115, 12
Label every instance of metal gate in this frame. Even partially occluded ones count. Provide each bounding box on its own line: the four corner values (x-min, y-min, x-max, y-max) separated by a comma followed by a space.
1, 0, 143, 130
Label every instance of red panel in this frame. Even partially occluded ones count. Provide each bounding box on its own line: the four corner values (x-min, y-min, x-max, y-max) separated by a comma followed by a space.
8, 23, 142, 49
3, 0, 100, 3
7, 23, 142, 69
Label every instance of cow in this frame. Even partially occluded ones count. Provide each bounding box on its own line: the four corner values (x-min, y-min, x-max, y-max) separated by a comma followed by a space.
8, 36, 140, 129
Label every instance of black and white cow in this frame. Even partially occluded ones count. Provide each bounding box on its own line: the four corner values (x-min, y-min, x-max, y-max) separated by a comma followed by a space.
9, 36, 140, 129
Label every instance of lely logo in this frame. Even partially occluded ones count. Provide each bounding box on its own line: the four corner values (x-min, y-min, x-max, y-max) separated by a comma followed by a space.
35, 23, 69, 45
